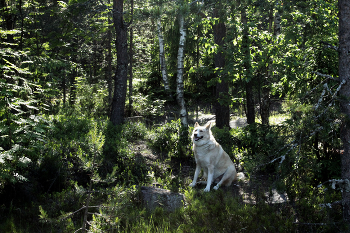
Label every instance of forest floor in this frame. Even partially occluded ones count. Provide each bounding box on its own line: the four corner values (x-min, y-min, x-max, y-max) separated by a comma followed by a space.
133, 114, 289, 206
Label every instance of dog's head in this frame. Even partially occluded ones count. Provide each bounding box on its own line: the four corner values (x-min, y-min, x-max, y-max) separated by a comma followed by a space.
192, 121, 213, 145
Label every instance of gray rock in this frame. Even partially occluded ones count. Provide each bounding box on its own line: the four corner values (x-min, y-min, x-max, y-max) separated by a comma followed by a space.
140, 186, 185, 212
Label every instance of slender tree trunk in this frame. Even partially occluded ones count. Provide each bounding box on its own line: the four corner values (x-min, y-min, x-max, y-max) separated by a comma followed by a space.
128, 26, 133, 117
261, 10, 281, 126
62, 73, 66, 105
176, 13, 188, 127
106, 8, 113, 113
241, 7, 255, 124
339, 0, 350, 225
213, 8, 229, 129
111, 0, 129, 125
260, 9, 273, 126
157, 18, 172, 99
127, 0, 134, 117
18, 0, 24, 50
69, 65, 77, 106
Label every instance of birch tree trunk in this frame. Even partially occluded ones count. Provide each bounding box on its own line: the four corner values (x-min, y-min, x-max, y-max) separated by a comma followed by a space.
157, 18, 172, 99
213, 7, 230, 129
176, 13, 188, 127
339, 0, 350, 225
111, 0, 129, 125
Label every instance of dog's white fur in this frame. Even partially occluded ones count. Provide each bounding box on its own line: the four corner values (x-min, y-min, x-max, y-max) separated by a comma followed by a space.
189, 121, 238, 192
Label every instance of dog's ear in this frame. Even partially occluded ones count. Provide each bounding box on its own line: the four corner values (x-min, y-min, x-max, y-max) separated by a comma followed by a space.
194, 122, 199, 127
205, 121, 212, 129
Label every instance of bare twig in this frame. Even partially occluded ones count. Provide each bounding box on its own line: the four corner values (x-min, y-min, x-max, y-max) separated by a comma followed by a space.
303, 72, 338, 100
317, 179, 350, 192
257, 126, 324, 169
320, 41, 339, 51
74, 228, 83, 233
60, 206, 87, 221
293, 222, 330, 226
313, 71, 339, 81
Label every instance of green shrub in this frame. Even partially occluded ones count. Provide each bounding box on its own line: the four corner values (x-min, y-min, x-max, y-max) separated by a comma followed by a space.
211, 126, 238, 162
147, 120, 180, 155
231, 123, 286, 173
49, 115, 91, 141
121, 121, 148, 142
86, 188, 298, 233
147, 119, 191, 158
100, 122, 149, 185
132, 93, 166, 119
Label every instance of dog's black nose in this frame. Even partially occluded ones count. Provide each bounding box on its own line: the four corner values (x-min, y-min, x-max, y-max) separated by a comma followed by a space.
194, 134, 198, 137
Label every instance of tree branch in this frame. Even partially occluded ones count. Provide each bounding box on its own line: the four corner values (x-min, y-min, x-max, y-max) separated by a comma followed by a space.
320, 41, 339, 51
312, 71, 339, 81
257, 126, 324, 169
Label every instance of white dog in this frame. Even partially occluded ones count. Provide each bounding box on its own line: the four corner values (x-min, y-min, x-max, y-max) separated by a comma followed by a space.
189, 121, 241, 192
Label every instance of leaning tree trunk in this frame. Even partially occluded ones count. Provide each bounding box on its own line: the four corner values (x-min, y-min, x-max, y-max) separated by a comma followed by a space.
213, 7, 230, 129
339, 0, 350, 225
176, 13, 188, 127
111, 0, 129, 125
241, 7, 255, 124
157, 18, 172, 99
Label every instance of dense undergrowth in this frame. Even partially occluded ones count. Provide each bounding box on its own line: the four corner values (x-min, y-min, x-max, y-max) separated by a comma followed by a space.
0, 106, 347, 232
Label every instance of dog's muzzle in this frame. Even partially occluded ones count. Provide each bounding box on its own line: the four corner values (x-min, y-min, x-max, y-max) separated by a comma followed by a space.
194, 134, 203, 141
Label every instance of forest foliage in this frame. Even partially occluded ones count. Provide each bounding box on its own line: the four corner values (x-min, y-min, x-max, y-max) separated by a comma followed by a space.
0, 0, 347, 232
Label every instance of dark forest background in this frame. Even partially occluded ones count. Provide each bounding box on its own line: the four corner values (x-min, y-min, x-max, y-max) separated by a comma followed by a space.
1, 0, 350, 232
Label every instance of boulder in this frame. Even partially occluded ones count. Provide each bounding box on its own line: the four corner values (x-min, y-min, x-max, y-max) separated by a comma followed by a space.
140, 186, 185, 212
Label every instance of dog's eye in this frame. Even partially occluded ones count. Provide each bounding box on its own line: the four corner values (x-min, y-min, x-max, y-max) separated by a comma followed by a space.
199, 130, 203, 132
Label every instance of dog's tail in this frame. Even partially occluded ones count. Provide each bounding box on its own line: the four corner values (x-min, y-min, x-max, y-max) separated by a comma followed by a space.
236, 172, 245, 181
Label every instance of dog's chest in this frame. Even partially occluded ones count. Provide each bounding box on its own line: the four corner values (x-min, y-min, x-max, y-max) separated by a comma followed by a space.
193, 145, 212, 165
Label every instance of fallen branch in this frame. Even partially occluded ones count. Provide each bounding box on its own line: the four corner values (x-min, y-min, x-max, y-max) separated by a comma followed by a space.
314, 83, 328, 110
320, 41, 339, 51
293, 222, 331, 226
312, 71, 339, 81
313, 79, 346, 120
317, 179, 350, 192
303, 72, 338, 100
319, 200, 342, 208
256, 126, 324, 169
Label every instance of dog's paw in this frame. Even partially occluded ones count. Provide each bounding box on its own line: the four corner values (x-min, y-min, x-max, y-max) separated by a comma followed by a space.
189, 182, 196, 188
213, 185, 220, 190
203, 187, 210, 192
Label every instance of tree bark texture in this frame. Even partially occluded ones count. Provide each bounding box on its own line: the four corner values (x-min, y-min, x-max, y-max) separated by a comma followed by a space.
213, 8, 230, 129
111, 0, 128, 125
176, 13, 188, 127
339, 0, 350, 225
157, 18, 172, 98
241, 8, 255, 124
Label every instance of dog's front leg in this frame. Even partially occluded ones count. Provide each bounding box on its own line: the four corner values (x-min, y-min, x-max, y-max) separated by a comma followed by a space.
189, 165, 201, 187
204, 165, 214, 192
